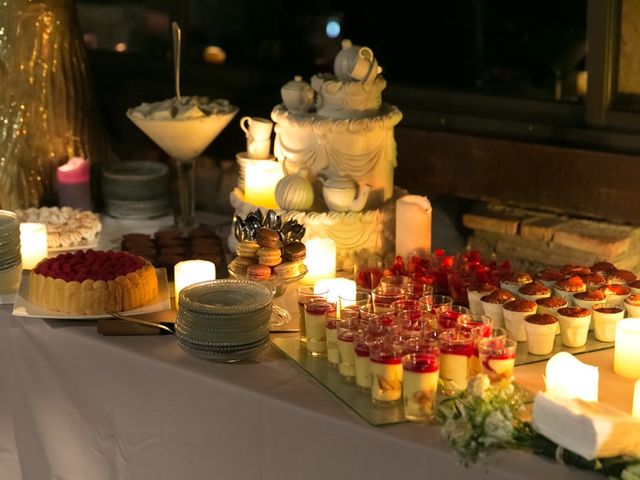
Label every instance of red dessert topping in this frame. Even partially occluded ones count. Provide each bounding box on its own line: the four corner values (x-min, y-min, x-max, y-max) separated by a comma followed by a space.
305, 301, 336, 315
504, 299, 537, 312
481, 289, 515, 304
535, 268, 564, 282
555, 276, 586, 292
525, 313, 557, 325
440, 342, 474, 357
403, 353, 439, 373
608, 270, 637, 283
34, 250, 146, 282
558, 307, 591, 317
519, 281, 551, 296
337, 331, 354, 342
574, 290, 606, 301
437, 310, 461, 329
370, 354, 403, 365
536, 296, 568, 308
354, 342, 370, 357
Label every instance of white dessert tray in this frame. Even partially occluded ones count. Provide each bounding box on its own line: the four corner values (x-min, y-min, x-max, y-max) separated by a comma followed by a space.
12, 268, 170, 319
47, 234, 100, 252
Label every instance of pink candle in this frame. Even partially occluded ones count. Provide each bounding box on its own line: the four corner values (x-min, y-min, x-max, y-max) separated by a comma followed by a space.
57, 157, 93, 210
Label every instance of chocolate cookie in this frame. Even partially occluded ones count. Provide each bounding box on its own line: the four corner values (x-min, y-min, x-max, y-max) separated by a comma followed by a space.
283, 241, 306, 262
256, 227, 281, 248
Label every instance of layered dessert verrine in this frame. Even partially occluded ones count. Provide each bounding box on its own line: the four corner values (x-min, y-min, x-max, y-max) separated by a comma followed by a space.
557, 306, 591, 347
503, 299, 537, 342
592, 303, 626, 342
353, 328, 373, 389
477, 337, 517, 384
402, 351, 439, 421
467, 282, 496, 315
438, 329, 474, 394
553, 276, 586, 305
624, 294, 640, 317
304, 300, 336, 356
435, 305, 470, 330
535, 268, 564, 288
524, 313, 557, 355
479, 289, 515, 330
500, 271, 533, 297
336, 317, 358, 380
369, 338, 403, 404
518, 281, 551, 302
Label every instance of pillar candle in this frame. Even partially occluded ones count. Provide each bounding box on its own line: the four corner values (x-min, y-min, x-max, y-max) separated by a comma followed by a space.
174, 260, 216, 301
614, 319, 640, 379
315, 278, 356, 304
303, 238, 336, 284
243, 160, 284, 209
57, 157, 93, 210
395, 195, 432, 260
19, 223, 48, 270
545, 352, 599, 402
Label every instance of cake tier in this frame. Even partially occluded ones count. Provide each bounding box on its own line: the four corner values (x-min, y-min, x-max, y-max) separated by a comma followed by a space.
229, 187, 406, 271
28, 250, 158, 315
271, 103, 402, 210
310, 74, 387, 119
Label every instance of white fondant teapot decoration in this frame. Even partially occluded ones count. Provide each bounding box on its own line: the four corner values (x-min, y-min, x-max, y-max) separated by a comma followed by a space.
318, 170, 371, 213
275, 165, 314, 211
334, 39, 378, 84
281, 75, 314, 113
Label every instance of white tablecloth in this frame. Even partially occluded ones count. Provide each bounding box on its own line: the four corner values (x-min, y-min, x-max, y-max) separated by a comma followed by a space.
0, 306, 601, 480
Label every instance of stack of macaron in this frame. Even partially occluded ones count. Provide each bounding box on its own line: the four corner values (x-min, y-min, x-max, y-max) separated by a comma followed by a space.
229, 227, 307, 282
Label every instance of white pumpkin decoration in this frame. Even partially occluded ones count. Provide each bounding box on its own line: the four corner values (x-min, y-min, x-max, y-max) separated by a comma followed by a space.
275, 169, 314, 211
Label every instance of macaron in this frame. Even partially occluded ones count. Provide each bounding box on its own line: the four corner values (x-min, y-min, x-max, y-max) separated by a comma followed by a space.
229, 256, 255, 275
283, 241, 306, 262
256, 227, 281, 249
247, 263, 272, 281
236, 240, 260, 259
257, 247, 282, 267
273, 261, 305, 279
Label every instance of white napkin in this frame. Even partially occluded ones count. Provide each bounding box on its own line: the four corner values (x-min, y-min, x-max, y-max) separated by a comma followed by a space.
532, 392, 640, 459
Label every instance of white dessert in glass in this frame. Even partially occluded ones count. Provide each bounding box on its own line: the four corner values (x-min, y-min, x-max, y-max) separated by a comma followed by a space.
369, 338, 403, 404
500, 271, 533, 297
304, 300, 335, 356
479, 289, 515, 330
553, 276, 586, 306
503, 299, 537, 342
336, 317, 358, 380
477, 337, 517, 384
624, 294, 640, 317
524, 313, 558, 355
438, 329, 473, 395
353, 329, 372, 389
518, 281, 551, 303
325, 311, 340, 366
467, 283, 496, 315
592, 303, 626, 342
557, 307, 591, 347
402, 352, 439, 422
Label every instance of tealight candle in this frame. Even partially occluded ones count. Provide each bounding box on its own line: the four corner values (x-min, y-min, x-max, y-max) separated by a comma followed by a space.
303, 238, 336, 284
243, 160, 284, 209
633, 380, 640, 419
19, 223, 48, 270
315, 278, 356, 304
545, 352, 599, 402
174, 260, 216, 301
614, 318, 640, 379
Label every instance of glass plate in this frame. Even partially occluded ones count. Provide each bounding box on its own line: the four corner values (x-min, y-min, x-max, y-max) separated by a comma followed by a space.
178, 337, 269, 363
179, 279, 274, 316
12, 268, 170, 319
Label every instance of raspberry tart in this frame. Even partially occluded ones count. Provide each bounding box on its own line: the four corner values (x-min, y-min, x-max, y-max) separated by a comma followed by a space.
29, 250, 158, 315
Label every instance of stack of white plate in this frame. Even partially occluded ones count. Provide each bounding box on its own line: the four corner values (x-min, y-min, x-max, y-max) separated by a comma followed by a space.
176, 279, 273, 362
0, 210, 22, 296
101, 161, 170, 219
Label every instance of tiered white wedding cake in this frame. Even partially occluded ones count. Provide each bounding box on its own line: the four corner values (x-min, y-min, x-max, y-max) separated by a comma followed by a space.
230, 41, 404, 270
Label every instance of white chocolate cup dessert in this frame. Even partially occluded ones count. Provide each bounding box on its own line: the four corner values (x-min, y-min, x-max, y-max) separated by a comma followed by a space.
628, 280, 640, 295
557, 307, 591, 347
592, 303, 626, 342
624, 294, 640, 317
607, 269, 637, 286
500, 272, 533, 297
479, 289, 515, 330
503, 299, 537, 342
536, 296, 568, 335
604, 284, 631, 306
573, 290, 608, 330
369, 359, 403, 404
467, 283, 496, 315
524, 313, 558, 355
535, 268, 565, 289
553, 276, 586, 306
518, 281, 551, 303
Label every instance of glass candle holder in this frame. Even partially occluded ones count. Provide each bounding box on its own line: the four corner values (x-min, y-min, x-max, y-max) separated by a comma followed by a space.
359, 303, 393, 321
296, 285, 328, 343
477, 337, 517, 384
379, 275, 412, 293
438, 329, 474, 395
369, 336, 404, 404
371, 285, 405, 307
338, 287, 371, 311
402, 347, 440, 422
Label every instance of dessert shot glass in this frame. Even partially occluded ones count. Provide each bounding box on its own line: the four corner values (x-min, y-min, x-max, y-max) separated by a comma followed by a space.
353, 326, 373, 390
336, 316, 359, 381
304, 299, 336, 356
371, 285, 405, 307
379, 275, 412, 293
402, 344, 439, 422
405, 282, 434, 301
369, 336, 404, 404
338, 287, 371, 311
418, 294, 453, 314
297, 285, 328, 343
359, 303, 393, 321
326, 309, 358, 366
390, 298, 421, 313
477, 337, 517, 384
438, 329, 474, 395
435, 304, 470, 330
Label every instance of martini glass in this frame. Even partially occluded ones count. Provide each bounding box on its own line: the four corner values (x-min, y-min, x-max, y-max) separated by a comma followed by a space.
127, 107, 237, 229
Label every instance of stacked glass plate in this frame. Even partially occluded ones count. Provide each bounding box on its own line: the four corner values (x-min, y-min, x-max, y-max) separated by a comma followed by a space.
176, 279, 274, 362
0, 210, 22, 297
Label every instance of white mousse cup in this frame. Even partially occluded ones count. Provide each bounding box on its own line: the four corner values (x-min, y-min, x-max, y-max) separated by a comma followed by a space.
557, 307, 591, 347
592, 303, 626, 342
467, 285, 496, 315
573, 291, 608, 330
624, 295, 640, 318
536, 296, 568, 335
503, 300, 537, 342
604, 285, 631, 306
524, 314, 558, 355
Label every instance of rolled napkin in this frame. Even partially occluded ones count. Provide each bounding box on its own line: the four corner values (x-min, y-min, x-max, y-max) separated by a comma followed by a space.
532, 392, 640, 460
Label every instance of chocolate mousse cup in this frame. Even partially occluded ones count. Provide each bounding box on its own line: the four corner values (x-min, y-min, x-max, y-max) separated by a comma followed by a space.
518, 281, 551, 303
607, 269, 637, 286
500, 272, 533, 297
553, 276, 586, 306
480, 289, 515, 330
524, 313, 558, 355
624, 294, 640, 317
557, 307, 591, 347
604, 284, 631, 305
535, 268, 565, 289
503, 299, 537, 342
573, 289, 607, 330
467, 283, 496, 315
536, 296, 568, 335
592, 303, 625, 342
